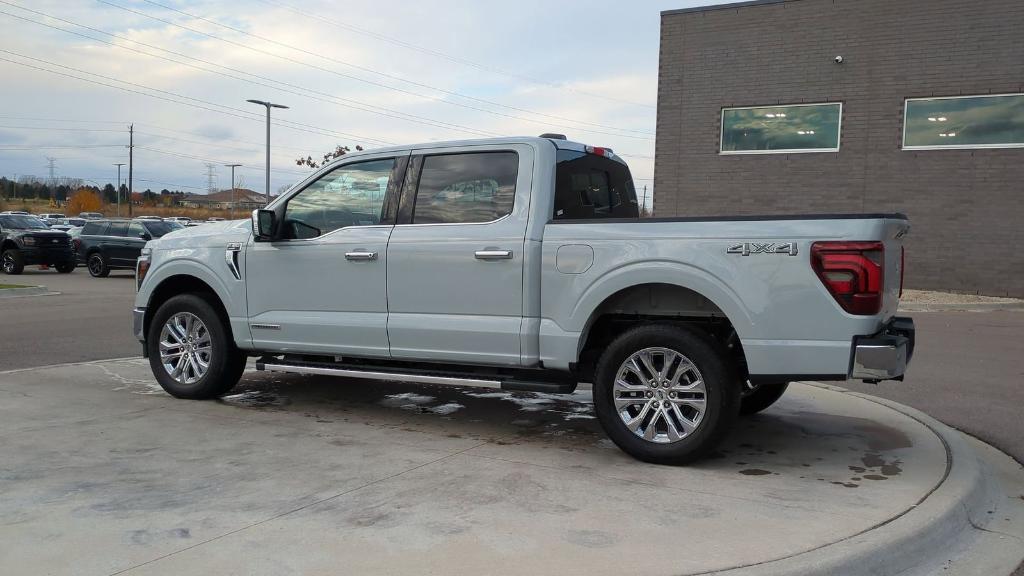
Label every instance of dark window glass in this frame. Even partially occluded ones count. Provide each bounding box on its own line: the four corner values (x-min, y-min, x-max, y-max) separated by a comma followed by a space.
904, 94, 1024, 149
0, 215, 48, 229
721, 103, 841, 153
283, 158, 394, 239
82, 221, 109, 235
553, 150, 638, 220
142, 221, 182, 238
412, 152, 517, 224
128, 222, 147, 239
107, 222, 128, 237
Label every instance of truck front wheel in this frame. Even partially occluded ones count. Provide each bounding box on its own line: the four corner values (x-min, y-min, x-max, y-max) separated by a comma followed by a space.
593, 324, 740, 465
147, 293, 245, 399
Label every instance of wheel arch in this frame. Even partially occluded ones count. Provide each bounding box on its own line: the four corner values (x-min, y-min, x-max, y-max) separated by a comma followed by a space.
143, 273, 233, 344
569, 264, 755, 380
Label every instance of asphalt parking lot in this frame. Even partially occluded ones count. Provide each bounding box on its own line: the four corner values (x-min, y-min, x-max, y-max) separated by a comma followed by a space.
1, 269, 1022, 575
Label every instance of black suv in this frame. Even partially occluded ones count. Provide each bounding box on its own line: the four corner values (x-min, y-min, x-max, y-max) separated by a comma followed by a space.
0, 214, 76, 275
78, 219, 182, 277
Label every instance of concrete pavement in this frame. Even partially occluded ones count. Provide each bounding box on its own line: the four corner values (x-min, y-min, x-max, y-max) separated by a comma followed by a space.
1, 359, 1021, 575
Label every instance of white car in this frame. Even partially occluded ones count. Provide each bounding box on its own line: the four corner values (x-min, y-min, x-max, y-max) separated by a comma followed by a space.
132, 136, 915, 465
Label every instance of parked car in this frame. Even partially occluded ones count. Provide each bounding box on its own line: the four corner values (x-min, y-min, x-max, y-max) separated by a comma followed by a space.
207, 217, 226, 222
1, 210, 30, 215
132, 136, 915, 464
165, 216, 192, 224
134, 215, 164, 221
79, 212, 104, 220
78, 218, 183, 277
38, 213, 65, 222
0, 213, 76, 274
47, 223, 74, 232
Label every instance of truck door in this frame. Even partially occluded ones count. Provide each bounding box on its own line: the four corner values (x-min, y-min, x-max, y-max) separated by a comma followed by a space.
386, 144, 534, 366
245, 153, 408, 357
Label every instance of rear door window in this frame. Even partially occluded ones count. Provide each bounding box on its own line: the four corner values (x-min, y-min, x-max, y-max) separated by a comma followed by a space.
82, 221, 109, 236
553, 149, 639, 220
411, 152, 518, 224
107, 222, 128, 237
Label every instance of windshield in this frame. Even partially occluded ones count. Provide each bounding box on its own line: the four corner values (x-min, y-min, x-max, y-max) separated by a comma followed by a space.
0, 215, 49, 230
143, 221, 184, 237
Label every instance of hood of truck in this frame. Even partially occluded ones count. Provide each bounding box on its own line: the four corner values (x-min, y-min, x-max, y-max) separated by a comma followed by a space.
150, 219, 252, 250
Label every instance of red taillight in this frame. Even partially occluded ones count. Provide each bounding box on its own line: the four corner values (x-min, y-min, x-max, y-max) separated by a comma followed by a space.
899, 246, 905, 298
811, 241, 885, 315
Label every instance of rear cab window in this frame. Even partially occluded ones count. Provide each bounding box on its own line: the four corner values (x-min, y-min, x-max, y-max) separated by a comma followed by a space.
553, 149, 639, 220
82, 222, 109, 236
107, 222, 129, 237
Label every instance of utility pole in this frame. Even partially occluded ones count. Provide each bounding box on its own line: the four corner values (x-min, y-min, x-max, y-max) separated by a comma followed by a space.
224, 163, 241, 219
114, 163, 125, 216
246, 99, 289, 205
45, 157, 57, 201
642, 185, 648, 217
127, 124, 134, 217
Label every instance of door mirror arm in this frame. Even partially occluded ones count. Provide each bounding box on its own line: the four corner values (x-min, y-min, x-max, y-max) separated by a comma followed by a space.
252, 209, 277, 241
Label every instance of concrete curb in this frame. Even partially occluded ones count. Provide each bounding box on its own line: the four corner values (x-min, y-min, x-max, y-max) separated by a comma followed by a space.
900, 302, 1024, 312
709, 385, 1007, 576
0, 285, 49, 298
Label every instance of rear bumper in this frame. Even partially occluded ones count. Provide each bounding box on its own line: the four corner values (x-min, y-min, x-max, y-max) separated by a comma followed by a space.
850, 317, 915, 382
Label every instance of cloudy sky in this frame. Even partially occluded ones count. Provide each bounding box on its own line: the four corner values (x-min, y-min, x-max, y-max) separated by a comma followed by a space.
0, 0, 726, 199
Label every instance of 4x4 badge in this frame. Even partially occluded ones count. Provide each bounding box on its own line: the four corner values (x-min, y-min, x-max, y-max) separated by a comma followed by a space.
727, 242, 799, 256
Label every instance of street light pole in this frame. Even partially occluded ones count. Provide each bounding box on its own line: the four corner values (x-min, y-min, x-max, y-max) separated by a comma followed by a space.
246, 99, 289, 206
114, 163, 125, 216
224, 163, 242, 219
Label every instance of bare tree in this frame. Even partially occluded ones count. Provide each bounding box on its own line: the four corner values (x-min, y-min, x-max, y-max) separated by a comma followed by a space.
296, 145, 364, 169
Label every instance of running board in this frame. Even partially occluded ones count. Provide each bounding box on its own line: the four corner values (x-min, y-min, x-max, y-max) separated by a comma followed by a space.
255, 359, 577, 394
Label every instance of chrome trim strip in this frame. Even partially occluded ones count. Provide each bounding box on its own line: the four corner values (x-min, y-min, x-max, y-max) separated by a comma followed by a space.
250, 323, 281, 330
257, 362, 503, 389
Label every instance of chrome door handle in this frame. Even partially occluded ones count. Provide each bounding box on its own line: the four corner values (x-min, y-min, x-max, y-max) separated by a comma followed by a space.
345, 251, 377, 261
474, 250, 513, 260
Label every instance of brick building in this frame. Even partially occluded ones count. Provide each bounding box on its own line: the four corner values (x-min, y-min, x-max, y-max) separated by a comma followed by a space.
655, 0, 1024, 296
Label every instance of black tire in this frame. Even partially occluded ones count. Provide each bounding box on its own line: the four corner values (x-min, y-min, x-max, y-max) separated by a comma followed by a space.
2, 249, 24, 275
147, 293, 245, 399
739, 382, 789, 415
87, 252, 109, 277
593, 324, 740, 465
55, 262, 75, 274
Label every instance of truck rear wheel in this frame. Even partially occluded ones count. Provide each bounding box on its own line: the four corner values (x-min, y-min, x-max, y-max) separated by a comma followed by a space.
147, 293, 245, 399
740, 382, 789, 415
593, 324, 740, 465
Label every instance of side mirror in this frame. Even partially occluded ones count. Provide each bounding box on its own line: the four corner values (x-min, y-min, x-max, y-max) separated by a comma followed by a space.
139, 232, 152, 241
252, 209, 276, 241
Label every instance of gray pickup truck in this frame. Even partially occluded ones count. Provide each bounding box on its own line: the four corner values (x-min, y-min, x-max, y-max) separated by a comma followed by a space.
132, 136, 914, 464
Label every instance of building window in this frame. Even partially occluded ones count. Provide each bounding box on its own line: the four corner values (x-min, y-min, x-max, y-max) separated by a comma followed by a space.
903, 94, 1024, 150
720, 103, 842, 154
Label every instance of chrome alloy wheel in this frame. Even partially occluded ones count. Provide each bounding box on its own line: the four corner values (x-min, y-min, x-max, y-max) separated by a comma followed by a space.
159, 312, 212, 385
2, 252, 14, 273
613, 347, 707, 443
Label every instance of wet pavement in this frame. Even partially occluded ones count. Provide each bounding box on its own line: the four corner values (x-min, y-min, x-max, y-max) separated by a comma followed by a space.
1, 358, 988, 575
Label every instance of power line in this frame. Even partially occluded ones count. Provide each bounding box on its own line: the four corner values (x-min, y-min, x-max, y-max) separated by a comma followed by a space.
134, 0, 656, 136
94, 0, 654, 140
0, 49, 396, 147
0, 5, 500, 139
255, 0, 656, 110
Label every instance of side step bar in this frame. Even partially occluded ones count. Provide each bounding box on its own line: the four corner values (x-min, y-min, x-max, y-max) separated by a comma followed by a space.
255, 358, 577, 394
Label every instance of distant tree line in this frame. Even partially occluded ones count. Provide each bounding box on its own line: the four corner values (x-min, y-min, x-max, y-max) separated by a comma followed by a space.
0, 177, 192, 207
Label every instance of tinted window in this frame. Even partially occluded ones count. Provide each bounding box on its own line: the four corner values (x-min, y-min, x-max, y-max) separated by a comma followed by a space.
412, 152, 517, 224
553, 150, 638, 220
721, 103, 841, 153
283, 158, 395, 239
128, 222, 146, 238
82, 221, 107, 235
904, 94, 1024, 149
142, 221, 182, 237
0, 215, 48, 229
107, 222, 129, 237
